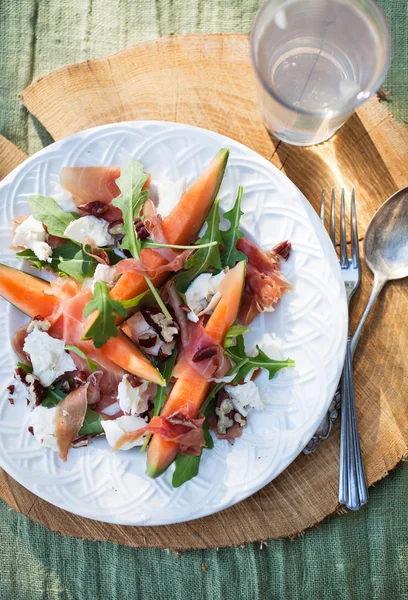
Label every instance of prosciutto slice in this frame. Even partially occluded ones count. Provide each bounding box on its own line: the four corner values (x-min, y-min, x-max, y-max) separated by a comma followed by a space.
113, 403, 206, 455
165, 281, 230, 380
236, 238, 293, 325
60, 166, 151, 223
55, 371, 102, 461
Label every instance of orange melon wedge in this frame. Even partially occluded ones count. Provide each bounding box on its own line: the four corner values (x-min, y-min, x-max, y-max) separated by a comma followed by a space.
0, 263, 164, 385
110, 148, 229, 303
146, 260, 246, 478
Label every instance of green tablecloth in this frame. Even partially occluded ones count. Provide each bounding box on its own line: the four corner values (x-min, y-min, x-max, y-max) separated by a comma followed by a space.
0, 1, 407, 599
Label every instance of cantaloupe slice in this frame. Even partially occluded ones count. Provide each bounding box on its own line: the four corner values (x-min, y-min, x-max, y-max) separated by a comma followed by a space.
146, 260, 246, 477
0, 263, 59, 317
0, 263, 164, 385
110, 148, 230, 302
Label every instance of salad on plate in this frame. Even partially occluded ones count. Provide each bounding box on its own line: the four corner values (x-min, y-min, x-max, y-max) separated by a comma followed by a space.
2, 149, 295, 487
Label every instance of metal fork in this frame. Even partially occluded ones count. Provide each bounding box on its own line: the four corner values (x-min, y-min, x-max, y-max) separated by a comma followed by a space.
321, 189, 368, 510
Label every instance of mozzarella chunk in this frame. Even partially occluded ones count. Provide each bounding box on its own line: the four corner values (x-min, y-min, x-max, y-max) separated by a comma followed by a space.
64, 216, 114, 246
185, 270, 226, 322
52, 186, 79, 213
28, 405, 58, 452
102, 415, 148, 450
23, 329, 76, 387
224, 381, 265, 417
86, 264, 116, 291
12, 215, 52, 263
117, 375, 150, 416
155, 177, 186, 217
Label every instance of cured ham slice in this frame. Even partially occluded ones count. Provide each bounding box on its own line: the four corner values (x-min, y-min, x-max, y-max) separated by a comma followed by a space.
113, 403, 206, 456
236, 238, 292, 325
55, 371, 102, 461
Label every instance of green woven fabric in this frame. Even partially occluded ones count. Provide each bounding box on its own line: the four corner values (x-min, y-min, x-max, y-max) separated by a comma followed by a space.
0, 1, 407, 599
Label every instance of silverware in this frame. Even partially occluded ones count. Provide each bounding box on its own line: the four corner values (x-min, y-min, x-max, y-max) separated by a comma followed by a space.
350, 186, 408, 354
323, 189, 368, 510
304, 186, 408, 455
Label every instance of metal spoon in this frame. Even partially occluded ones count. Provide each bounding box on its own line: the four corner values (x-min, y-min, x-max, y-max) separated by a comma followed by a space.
351, 186, 408, 354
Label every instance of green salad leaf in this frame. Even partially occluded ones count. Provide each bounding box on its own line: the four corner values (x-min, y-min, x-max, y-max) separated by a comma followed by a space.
17, 361, 33, 374
28, 195, 77, 238
52, 242, 98, 281
220, 186, 247, 268
82, 281, 127, 348
65, 345, 99, 372
152, 349, 178, 417
174, 198, 224, 293
112, 159, 171, 320
42, 381, 68, 408
226, 335, 295, 384
78, 408, 103, 436
172, 454, 201, 488
15, 249, 47, 270
224, 324, 250, 349
111, 160, 149, 260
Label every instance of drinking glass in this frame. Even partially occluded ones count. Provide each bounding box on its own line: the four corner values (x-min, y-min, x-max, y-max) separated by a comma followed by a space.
250, 0, 391, 146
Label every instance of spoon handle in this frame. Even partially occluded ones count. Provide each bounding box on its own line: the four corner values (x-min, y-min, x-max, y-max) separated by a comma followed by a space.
339, 333, 368, 509
351, 274, 387, 357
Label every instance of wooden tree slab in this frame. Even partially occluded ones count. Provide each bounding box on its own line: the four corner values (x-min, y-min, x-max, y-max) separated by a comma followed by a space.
0, 34, 407, 549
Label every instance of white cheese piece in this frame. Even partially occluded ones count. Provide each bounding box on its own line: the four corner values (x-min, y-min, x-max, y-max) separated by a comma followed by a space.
117, 375, 150, 416
156, 177, 186, 218
127, 312, 162, 356
185, 270, 226, 322
225, 381, 265, 417
28, 405, 58, 452
23, 329, 76, 387
52, 186, 79, 213
64, 215, 114, 247
102, 415, 148, 450
12, 215, 53, 263
84, 264, 117, 291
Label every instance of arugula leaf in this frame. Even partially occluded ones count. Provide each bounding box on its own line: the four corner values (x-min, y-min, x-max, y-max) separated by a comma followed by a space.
111, 160, 172, 320
82, 281, 127, 348
152, 349, 177, 417
174, 199, 224, 293
17, 242, 98, 282
142, 240, 218, 251
17, 361, 33, 374
65, 345, 99, 372
52, 241, 98, 281
111, 160, 149, 260
121, 290, 151, 310
221, 186, 247, 268
226, 335, 295, 384
224, 324, 251, 348
78, 408, 103, 436
172, 454, 201, 488
42, 381, 68, 408
16, 249, 47, 270
28, 195, 77, 238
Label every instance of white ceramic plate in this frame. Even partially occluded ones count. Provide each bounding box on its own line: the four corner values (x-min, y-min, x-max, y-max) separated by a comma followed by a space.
0, 122, 347, 525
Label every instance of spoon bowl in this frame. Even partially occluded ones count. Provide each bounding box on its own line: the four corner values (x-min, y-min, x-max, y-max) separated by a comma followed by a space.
351, 186, 408, 355
364, 186, 408, 280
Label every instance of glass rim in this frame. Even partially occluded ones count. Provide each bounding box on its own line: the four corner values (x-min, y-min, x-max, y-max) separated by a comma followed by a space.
250, 0, 392, 119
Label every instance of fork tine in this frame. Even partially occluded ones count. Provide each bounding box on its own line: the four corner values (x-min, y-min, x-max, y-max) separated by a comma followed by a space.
351, 189, 360, 268
320, 190, 325, 223
330, 189, 336, 246
340, 188, 349, 267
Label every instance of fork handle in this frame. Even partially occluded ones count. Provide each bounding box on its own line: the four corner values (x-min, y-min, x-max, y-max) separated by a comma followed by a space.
339, 333, 368, 510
